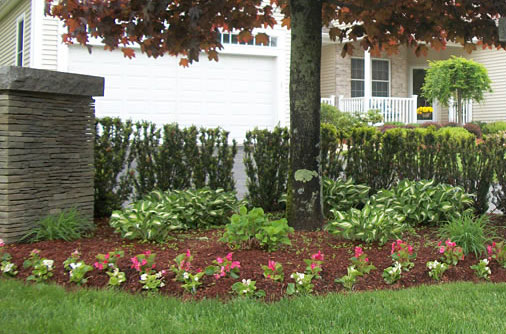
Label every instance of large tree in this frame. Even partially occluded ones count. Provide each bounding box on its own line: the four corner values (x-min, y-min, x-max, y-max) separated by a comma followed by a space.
48, 0, 506, 230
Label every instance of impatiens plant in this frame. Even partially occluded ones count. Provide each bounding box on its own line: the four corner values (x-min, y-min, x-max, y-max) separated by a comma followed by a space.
0, 239, 17, 277
140, 270, 167, 291
106, 268, 127, 287
438, 239, 464, 266
131, 251, 157, 275
391, 240, 416, 271
63, 250, 93, 285
180, 270, 205, 294
350, 247, 376, 275
426, 260, 448, 281
382, 261, 402, 285
487, 242, 506, 268
170, 249, 193, 282
335, 266, 363, 291
231, 279, 266, 298
23, 249, 54, 282
94, 250, 124, 271
287, 272, 314, 295
205, 252, 240, 279
471, 259, 492, 280
261, 260, 284, 282
304, 251, 324, 279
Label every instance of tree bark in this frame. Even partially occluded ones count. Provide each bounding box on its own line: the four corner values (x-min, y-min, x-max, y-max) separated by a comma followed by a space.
457, 89, 463, 125
286, 0, 324, 230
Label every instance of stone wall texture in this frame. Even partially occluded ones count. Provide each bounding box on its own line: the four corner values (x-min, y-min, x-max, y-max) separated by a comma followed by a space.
0, 66, 103, 242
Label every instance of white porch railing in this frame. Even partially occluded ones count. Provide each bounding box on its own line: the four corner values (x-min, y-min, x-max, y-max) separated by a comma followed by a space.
448, 98, 473, 124
337, 95, 418, 124
321, 95, 336, 106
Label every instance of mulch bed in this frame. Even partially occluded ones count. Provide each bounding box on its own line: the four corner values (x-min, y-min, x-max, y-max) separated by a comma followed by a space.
3, 215, 506, 302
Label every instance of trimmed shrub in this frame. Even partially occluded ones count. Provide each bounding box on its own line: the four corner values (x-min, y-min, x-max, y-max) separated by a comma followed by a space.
483, 121, 506, 135
243, 127, 290, 212
463, 123, 482, 138
420, 121, 442, 130
321, 123, 346, 180
491, 134, 506, 213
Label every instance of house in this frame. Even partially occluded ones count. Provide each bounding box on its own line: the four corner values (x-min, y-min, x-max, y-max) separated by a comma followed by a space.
1, 0, 505, 142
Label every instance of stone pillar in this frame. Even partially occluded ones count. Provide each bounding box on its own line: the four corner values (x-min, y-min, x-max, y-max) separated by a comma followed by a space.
0, 66, 104, 242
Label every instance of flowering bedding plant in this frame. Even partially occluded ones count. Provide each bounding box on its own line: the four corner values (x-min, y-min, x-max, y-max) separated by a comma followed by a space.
180, 270, 205, 294
304, 251, 324, 279
23, 249, 54, 282
140, 270, 167, 291
350, 247, 376, 274
231, 279, 266, 298
94, 250, 124, 271
335, 266, 363, 291
63, 250, 93, 285
416, 106, 433, 115
171, 249, 193, 282
261, 260, 284, 282
106, 267, 127, 286
131, 251, 157, 274
471, 259, 492, 280
382, 261, 402, 285
391, 240, 416, 271
205, 252, 240, 279
438, 239, 464, 266
0, 239, 17, 277
487, 242, 506, 268
426, 260, 448, 281
287, 272, 314, 295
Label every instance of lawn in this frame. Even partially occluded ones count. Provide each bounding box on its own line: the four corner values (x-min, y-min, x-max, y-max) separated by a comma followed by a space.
1, 279, 505, 334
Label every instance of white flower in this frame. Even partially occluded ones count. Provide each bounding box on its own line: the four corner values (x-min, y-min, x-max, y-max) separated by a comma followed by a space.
69, 271, 74, 277
183, 272, 190, 280
194, 276, 199, 282
246, 279, 251, 285
160, 282, 165, 287
42, 259, 54, 269
290, 274, 294, 279
140, 273, 148, 281
3, 263, 13, 272
487, 268, 491, 275
241, 289, 248, 294
155, 272, 162, 279
482, 259, 489, 265
70, 262, 82, 270
242, 279, 247, 284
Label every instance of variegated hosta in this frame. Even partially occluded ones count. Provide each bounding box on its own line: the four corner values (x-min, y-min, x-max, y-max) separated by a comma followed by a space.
326, 204, 407, 245
370, 179, 474, 226
322, 177, 370, 217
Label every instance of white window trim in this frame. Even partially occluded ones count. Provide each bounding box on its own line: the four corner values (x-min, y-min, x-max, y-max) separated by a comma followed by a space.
15, 13, 25, 66
350, 57, 391, 97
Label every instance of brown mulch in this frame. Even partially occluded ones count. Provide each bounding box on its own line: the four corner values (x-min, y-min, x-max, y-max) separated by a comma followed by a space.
3, 214, 506, 302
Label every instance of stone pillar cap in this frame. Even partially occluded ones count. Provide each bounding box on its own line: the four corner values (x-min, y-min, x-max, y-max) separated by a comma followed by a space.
0, 66, 104, 97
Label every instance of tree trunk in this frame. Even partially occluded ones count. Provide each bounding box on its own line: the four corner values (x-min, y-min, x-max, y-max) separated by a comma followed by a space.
457, 89, 463, 125
286, 0, 324, 230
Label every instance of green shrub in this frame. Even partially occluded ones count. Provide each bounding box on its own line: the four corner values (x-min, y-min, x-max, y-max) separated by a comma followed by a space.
322, 178, 370, 217
320, 104, 361, 136
321, 123, 346, 179
490, 134, 506, 213
243, 127, 290, 212
370, 180, 474, 226
20, 209, 95, 242
435, 126, 475, 141
325, 204, 407, 245
483, 121, 506, 135
439, 214, 492, 257
220, 206, 293, 251
110, 188, 240, 242
94, 117, 134, 218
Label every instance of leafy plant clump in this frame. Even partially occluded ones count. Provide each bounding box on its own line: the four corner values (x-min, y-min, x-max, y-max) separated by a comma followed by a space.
322, 178, 370, 217
20, 208, 95, 243
220, 206, 294, 251
438, 214, 492, 257
110, 188, 240, 242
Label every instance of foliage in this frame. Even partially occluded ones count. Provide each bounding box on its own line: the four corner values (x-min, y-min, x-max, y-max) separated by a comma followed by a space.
23, 249, 54, 282
231, 279, 266, 298
390, 240, 416, 272
261, 260, 284, 282
140, 271, 166, 291
487, 242, 506, 268
335, 266, 363, 291
420, 122, 442, 130
221, 206, 293, 251
63, 251, 93, 285
20, 208, 95, 243
438, 239, 465, 266
435, 126, 475, 141
382, 262, 402, 285
110, 188, 239, 242
106, 268, 127, 287
94, 250, 124, 271
483, 121, 506, 135
370, 180, 474, 226
422, 56, 492, 125
304, 251, 324, 279
470, 259, 491, 281
426, 260, 448, 281
205, 252, 240, 279
244, 127, 290, 212
438, 214, 491, 257
321, 104, 363, 137
170, 249, 193, 282
94, 117, 133, 218
326, 204, 407, 245
322, 178, 370, 217
350, 247, 376, 275
320, 123, 346, 180
180, 271, 205, 294
130, 251, 157, 275
0, 240, 17, 277
463, 123, 482, 138
490, 135, 506, 213
286, 272, 314, 296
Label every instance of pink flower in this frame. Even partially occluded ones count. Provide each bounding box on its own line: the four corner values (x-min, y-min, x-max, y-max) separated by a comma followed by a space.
365, 258, 369, 262
141, 259, 147, 266
71, 250, 80, 257
225, 252, 234, 261
439, 247, 445, 254
492, 242, 496, 247
0, 239, 4, 247
105, 253, 110, 260
461, 255, 465, 260
144, 250, 151, 256
197, 268, 202, 273
186, 249, 191, 258
354, 247, 363, 257
161, 270, 167, 275
438, 241, 442, 247
216, 257, 223, 264
311, 250, 324, 261
487, 245, 493, 255
231, 261, 240, 269
151, 264, 156, 269
94, 262, 104, 270
408, 245, 413, 253
310, 263, 317, 270
30, 249, 40, 256
391, 242, 396, 254
268, 260, 277, 271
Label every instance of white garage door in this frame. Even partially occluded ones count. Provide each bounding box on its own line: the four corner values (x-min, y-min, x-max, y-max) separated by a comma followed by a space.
67, 46, 278, 142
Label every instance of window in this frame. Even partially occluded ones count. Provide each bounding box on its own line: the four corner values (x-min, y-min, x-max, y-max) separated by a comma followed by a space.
350, 58, 390, 97
217, 32, 278, 47
15, 15, 25, 67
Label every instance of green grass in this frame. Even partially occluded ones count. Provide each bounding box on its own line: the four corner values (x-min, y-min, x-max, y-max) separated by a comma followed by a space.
1, 280, 506, 333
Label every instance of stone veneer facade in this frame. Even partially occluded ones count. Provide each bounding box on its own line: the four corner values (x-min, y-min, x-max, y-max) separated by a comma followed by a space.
0, 66, 103, 242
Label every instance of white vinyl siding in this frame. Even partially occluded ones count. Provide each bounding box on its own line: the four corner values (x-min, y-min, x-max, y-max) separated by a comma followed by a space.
467, 49, 506, 122
0, 0, 31, 66
38, 15, 59, 70
320, 44, 336, 98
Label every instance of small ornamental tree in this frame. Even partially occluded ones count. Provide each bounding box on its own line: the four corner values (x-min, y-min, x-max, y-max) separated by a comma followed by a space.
422, 56, 492, 125
47, 0, 506, 230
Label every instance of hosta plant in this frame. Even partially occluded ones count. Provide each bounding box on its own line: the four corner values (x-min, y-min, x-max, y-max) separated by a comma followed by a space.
322, 177, 370, 216
261, 260, 284, 282
0, 239, 17, 277
382, 261, 402, 285
231, 279, 266, 298
23, 249, 54, 282
370, 180, 474, 226
287, 272, 314, 295
63, 250, 93, 285
205, 252, 240, 279
470, 259, 492, 280
438, 239, 464, 266
426, 260, 448, 281
391, 239, 416, 271
350, 247, 376, 274
326, 204, 407, 245
335, 266, 363, 291
304, 251, 324, 279
487, 241, 506, 268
